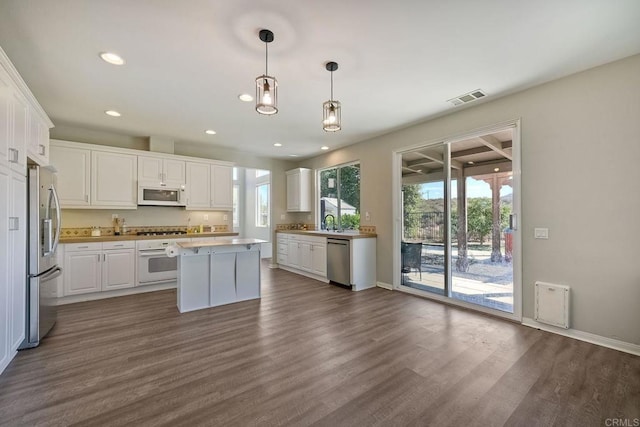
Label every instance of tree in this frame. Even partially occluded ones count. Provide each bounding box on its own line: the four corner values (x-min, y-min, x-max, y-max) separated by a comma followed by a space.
467, 198, 492, 244
402, 184, 422, 239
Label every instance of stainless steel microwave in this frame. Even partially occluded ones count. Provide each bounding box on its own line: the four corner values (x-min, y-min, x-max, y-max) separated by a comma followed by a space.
137, 183, 186, 206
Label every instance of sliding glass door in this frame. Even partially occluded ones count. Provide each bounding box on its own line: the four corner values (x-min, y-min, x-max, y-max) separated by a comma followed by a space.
399, 125, 518, 316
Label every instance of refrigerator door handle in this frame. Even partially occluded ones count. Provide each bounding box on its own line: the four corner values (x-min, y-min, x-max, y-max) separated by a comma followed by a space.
50, 185, 62, 255
38, 266, 63, 282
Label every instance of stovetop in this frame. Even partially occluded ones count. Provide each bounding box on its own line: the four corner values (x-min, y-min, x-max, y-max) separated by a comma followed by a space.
136, 231, 187, 236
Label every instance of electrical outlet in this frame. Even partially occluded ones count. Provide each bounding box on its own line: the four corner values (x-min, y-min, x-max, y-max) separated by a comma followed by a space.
534, 228, 549, 239
111, 214, 118, 219
365, 212, 371, 221
280, 214, 286, 220
203, 214, 209, 221
223, 214, 228, 221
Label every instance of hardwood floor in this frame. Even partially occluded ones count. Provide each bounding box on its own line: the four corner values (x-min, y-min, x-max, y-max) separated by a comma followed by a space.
1, 262, 638, 426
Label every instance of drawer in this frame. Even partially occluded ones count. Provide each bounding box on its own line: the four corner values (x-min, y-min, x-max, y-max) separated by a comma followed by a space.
103, 241, 136, 250
277, 253, 288, 264
304, 236, 326, 245
64, 242, 103, 252
287, 234, 301, 241
277, 244, 288, 254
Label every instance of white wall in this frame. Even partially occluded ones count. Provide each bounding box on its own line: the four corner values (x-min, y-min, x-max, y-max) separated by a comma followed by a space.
299, 54, 640, 346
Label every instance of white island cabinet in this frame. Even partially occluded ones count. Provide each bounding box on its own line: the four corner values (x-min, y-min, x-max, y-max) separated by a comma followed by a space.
171, 238, 266, 313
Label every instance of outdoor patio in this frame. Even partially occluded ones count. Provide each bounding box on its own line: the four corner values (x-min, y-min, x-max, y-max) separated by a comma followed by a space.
402, 244, 514, 313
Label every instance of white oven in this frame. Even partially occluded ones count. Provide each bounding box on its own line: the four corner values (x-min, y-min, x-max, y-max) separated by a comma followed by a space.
136, 239, 186, 285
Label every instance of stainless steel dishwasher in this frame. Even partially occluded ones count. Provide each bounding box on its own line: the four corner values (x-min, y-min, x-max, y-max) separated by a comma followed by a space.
327, 238, 350, 287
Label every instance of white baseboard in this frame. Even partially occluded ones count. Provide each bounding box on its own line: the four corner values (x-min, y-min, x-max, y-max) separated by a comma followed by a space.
268, 262, 279, 269
56, 282, 177, 305
376, 281, 393, 290
522, 317, 640, 356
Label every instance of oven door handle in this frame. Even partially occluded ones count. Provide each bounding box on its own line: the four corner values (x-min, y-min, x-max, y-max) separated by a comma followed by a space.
138, 250, 168, 257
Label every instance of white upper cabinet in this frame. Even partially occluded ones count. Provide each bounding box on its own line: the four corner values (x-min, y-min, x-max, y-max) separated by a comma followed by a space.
9, 91, 28, 174
50, 145, 91, 207
210, 164, 232, 209
27, 109, 50, 166
91, 151, 137, 208
186, 162, 233, 211
138, 156, 185, 187
186, 162, 211, 209
286, 168, 311, 212
0, 67, 10, 166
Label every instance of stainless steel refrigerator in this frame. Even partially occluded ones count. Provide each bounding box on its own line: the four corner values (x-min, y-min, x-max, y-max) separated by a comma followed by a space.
19, 165, 62, 349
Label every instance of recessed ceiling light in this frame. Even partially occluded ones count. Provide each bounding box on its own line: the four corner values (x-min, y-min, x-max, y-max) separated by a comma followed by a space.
100, 52, 125, 65
288, 154, 299, 157
468, 161, 474, 165
238, 94, 253, 102
494, 167, 500, 172
273, 143, 282, 147
105, 110, 121, 117
320, 146, 329, 150
205, 129, 216, 135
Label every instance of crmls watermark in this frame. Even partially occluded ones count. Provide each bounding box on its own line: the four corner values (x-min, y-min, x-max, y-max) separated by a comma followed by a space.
604, 419, 640, 427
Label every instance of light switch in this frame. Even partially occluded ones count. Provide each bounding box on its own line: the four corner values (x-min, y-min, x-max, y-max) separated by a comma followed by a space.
203, 214, 209, 221
280, 214, 286, 220
534, 228, 549, 239
365, 212, 371, 221
223, 214, 228, 221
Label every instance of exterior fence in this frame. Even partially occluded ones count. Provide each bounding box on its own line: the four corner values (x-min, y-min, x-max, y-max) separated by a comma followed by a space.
404, 212, 445, 243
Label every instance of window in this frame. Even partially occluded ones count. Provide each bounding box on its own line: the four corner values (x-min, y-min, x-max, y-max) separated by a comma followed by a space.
319, 163, 360, 230
256, 183, 269, 227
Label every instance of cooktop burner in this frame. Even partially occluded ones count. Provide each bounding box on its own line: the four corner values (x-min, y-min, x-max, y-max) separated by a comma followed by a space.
136, 231, 187, 236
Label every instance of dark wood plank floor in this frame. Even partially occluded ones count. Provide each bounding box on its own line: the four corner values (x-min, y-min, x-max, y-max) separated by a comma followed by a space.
1, 262, 639, 426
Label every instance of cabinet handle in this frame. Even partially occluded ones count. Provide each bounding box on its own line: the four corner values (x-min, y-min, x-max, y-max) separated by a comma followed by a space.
78, 246, 89, 249
103, 253, 106, 262
8, 217, 19, 231
113, 244, 124, 247
8, 148, 18, 163
38, 144, 46, 155
85, 195, 89, 202
97, 254, 100, 262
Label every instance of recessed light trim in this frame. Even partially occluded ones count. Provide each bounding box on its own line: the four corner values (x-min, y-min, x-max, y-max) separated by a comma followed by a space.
494, 167, 500, 172
205, 129, 217, 135
288, 154, 299, 157
238, 93, 253, 102
273, 143, 282, 147
100, 52, 125, 65
320, 146, 329, 150
105, 110, 121, 117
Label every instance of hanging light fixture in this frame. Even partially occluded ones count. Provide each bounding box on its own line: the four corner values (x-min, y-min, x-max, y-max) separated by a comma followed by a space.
255, 29, 278, 115
322, 61, 341, 132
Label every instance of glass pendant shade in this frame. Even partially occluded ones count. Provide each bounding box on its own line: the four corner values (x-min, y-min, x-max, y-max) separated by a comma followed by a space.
322, 100, 341, 132
256, 75, 278, 115
255, 29, 277, 115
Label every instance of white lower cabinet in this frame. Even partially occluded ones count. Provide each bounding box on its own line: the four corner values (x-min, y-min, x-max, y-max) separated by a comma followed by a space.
63, 241, 136, 296
278, 233, 327, 280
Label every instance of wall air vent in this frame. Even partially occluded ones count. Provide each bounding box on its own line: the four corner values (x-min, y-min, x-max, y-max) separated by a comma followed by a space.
448, 89, 486, 106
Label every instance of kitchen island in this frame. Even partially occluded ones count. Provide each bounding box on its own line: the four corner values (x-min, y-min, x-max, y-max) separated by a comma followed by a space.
167, 238, 267, 313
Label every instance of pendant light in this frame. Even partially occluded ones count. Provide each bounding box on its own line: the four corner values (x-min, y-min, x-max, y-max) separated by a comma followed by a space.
322, 61, 341, 132
255, 29, 278, 115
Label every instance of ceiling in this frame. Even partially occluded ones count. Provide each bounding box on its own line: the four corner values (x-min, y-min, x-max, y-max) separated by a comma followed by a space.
1, 1, 639, 160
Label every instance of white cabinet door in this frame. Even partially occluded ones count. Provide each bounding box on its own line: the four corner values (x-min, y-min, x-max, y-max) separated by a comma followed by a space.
10, 91, 28, 174
0, 69, 11, 166
277, 236, 288, 266
27, 110, 49, 166
8, 172, 26, 351
0, 165, 10, 371
138, 156, 163, 183
287, 240, 300, 268
91, 151, 137, 208
64, 251, 102, 295
186, 162, 210, 209
50, 146, 91, 207
102, 249, 135, 291
164, 159, 185, 187
210, 164, 232, 209
210, 252, 236, 306
311, 243, 327, 277
299, 242, 312, 272
286, 171, 299, 211
236, 250, 260, 301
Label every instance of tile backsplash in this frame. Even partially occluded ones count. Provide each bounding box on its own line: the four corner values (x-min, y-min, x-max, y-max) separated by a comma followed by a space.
61, 224, 229, 238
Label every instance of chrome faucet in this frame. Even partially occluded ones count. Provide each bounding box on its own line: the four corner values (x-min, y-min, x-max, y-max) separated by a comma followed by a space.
323, 214, 336, 231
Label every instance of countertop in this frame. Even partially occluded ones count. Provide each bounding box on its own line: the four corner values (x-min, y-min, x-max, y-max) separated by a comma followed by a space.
60, 232, 239, 244
276, 230, 377, 239
177, 238, 268, 249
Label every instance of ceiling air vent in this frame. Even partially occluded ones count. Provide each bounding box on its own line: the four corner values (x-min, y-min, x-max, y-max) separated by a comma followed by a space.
448, 89, 486, 106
